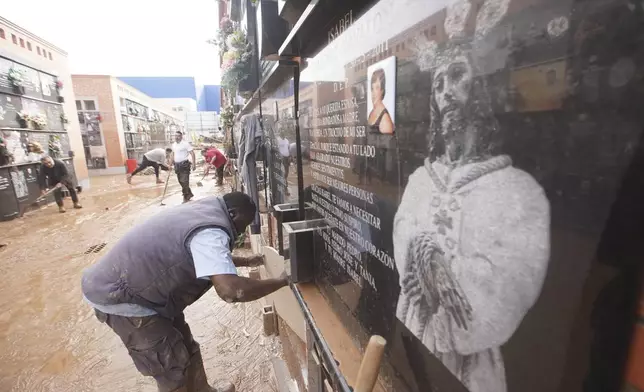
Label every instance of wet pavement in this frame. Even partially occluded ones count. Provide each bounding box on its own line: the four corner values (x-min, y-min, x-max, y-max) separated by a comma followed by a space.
0, 172, 280, 392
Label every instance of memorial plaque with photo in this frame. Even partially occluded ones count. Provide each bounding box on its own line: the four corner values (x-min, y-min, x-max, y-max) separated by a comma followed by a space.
21, 98, 48, 120
20, 164, 40, 204
46, 104, 63, 131
20, 131, 29, 150
0, 58, 14, 95
10, 168, 29, 202
263, 113, 289, 206
46, 134, 70, 158
0, 93, 23, 128
28, 133, 50, 153
290, 0, 644, 392
0, 168, 19, 221
40, 73, 56, 102
14, 64, 43, 100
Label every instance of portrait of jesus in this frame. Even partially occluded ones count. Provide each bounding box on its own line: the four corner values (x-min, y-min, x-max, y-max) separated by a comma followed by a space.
393, 40, 551, 392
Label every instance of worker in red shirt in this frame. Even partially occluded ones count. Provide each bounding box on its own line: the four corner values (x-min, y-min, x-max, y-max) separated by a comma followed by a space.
202, 147, 228, 186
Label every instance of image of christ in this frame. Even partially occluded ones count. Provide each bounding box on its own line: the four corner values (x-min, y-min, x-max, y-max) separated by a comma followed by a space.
392, 42, 551, 392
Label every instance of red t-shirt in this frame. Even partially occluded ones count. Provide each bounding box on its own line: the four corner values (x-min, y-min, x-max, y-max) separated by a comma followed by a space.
205, 148, 227, 168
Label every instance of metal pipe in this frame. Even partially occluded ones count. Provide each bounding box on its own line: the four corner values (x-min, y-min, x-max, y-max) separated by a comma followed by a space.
293, 64, 306, 220
289, 282, 353, 392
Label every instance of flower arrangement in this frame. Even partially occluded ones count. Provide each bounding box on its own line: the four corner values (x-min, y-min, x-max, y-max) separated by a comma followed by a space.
220, 17, 234, 35
221, 50, 241, 72
8, 68, 25, 87
17, 110, 32, 128
18, 110, 31, 121
221, 105, 235, 129
48, 135, 62, 157
27, 141, 45, 154
32, 114, 47, 130
208, 19, 253, 94
219, 30, 253, 92
96, 113, 103, 122
55, 80, 64, 90
208, 17, 234, 57
60, 113, 69, 124
227, 30, 246, 50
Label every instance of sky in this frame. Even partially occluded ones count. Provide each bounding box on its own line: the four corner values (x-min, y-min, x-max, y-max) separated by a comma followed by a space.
1, 0, 222, 84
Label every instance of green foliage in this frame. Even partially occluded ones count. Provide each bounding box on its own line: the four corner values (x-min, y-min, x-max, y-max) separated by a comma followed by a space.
235, 232, 247, 248
221, 105, 235, 130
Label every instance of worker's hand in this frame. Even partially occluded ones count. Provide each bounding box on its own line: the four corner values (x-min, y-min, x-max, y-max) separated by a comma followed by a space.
55, 183, 63, 189
40, 190, 46, 196
279, 270, 291, 287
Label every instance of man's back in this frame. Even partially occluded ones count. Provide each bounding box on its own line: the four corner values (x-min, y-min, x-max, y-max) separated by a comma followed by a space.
144, 148, 166, 164
82, 196, 237, 317
40, 159, 67, 182
207, 148, 227, 167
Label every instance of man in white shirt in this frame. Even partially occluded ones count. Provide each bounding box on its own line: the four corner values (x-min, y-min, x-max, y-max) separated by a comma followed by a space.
276, 132, 291, 180
127, 147, 172, 185
171, 131, 196, 203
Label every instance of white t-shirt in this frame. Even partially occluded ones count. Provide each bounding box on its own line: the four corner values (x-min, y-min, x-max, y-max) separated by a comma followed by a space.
277, 137, 290, 157
172, 140, 193, 163
144, 148, 167, 164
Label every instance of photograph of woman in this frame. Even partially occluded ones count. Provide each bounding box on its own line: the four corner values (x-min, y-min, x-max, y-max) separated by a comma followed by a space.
367, 56, 396, 134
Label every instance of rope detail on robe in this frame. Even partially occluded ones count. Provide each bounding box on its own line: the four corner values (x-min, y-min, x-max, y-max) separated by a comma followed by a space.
400, 232, 441, 340
424, 155, 512, 193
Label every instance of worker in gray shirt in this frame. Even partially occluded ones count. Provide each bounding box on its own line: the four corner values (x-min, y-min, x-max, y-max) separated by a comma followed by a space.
82, 192, 289, 392
128, 147, 172, 184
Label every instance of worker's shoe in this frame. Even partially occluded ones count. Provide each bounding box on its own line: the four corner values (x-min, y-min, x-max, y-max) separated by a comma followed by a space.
186, 350, 235, 392
73, 202, 83, 209
156, 178, 164, 184
126, 174, 132, 184
58, 206, 66, 213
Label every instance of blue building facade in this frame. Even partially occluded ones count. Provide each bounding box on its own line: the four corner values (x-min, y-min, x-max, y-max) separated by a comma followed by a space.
202, 85, 221, 113
118, 76, 221, 113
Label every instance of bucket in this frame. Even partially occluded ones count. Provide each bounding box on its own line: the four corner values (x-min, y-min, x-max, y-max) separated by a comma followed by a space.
126, 159, 138, 174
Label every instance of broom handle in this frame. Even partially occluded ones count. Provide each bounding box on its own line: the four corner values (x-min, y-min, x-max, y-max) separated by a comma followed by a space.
36, 186, 59, 202
354, 335, 387, 392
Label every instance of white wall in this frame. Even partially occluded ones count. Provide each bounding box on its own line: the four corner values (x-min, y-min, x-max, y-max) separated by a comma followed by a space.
154, 97, 197, 114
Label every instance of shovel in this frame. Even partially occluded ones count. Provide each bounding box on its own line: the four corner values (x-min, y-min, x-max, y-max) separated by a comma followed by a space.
18, 187, 58, 217
196, 171, 208, 187
159, 168, 173, 206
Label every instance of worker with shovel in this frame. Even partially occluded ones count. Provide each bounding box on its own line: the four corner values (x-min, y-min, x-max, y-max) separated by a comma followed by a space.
127, 147, 172, 185
39, 156, 82, 213
81, 192, 288, 392
201, 147, 227, 186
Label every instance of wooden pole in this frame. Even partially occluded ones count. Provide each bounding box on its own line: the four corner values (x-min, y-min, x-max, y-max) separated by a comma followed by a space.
354, 335, 387, 392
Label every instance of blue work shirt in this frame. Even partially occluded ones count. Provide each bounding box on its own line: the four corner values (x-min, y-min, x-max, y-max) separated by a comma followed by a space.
84, 228, 237, 317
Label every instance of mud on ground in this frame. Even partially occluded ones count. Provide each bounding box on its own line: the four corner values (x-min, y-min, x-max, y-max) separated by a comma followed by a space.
0, 173, 281, 392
